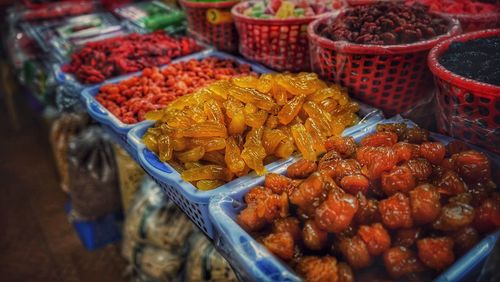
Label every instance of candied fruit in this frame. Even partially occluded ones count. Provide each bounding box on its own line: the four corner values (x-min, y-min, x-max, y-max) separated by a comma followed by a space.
315, 189, 359, 233
357, 223, 391, 256
379, 193, 413, 229
383, 246, 425, 279
417, 237, 455, 271
143, 73, 358, 189
409, 184, 441, 225
339, 236, 372, 269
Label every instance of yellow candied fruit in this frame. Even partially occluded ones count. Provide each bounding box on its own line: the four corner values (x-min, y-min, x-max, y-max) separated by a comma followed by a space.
143, 73, 359, 189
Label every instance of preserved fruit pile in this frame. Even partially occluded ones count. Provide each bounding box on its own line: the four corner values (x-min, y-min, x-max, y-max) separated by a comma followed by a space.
62, 31, 201, 84
317, 2, 450, 45
142, 73, 359, 190
96, 57, 255, 124
237, 123, 500, 281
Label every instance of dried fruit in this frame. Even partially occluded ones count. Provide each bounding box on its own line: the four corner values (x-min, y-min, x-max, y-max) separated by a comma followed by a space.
417, 237, 455, 271
144, 73, 358, 188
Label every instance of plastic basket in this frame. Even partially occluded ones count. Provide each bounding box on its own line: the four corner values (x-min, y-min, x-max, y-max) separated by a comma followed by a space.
434, 12, 500, 33
209, 115, 500, 281
231, 2, 320, 72
64, 201, 123, 251
179, 0, 239, 52
428, 29, 500, 154
308, 12, 461, 117
127, 103, 383, 238
81, 49, 271, 162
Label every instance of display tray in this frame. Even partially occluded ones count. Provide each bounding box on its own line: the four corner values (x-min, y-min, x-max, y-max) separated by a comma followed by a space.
53, 35, 210, 91
208, 116, 500, 282
127, 102, 384, 239
80, 49, 271, 160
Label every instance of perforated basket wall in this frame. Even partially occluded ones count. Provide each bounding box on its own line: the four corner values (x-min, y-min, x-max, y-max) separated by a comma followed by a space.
308, 14, 461, 117
435, 12, 500, 33
232, 2, 318, 71
179, 0, 239, 52
429, 29, 500, 154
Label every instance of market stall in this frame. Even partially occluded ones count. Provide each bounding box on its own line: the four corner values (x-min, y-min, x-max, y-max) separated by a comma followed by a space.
2, 0, 499, 281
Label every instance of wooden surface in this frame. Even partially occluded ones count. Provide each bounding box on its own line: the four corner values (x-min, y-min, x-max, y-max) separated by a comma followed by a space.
0, 89, 127, 282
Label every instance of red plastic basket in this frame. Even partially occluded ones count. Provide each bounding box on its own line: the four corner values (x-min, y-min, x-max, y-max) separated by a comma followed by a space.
231, 2, 323, 71
434, 12, 500, 33
308, 12, 461, 116
179, 0, 239, 52
428, 29, 500, 154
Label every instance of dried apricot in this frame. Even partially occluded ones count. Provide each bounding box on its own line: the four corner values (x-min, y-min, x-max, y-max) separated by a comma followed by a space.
287, 159, 318, 179
315, 189, 359, 233
339, 236, 372, 269
303, 220, 329, 251
340, 174, 369, 195
357, 223, 391, 256
403, 158, 433, 182
417, 237, 455, 271
263, 232, 295, 260
432, 201, 475, 231
360, 131, 398, 147
379, 193, 413, 229
296, 256, 339, 282
383, 246, 425, 278
273, 217, 301, 241
381, 166, 416, 195
394, 228, 422, 248
409, 184, 441, 225
451, 151, 491, 183
419, 142, 446, 165
290, 172, 328, 213
325, 136, 357, 157
265, 173, 292, 194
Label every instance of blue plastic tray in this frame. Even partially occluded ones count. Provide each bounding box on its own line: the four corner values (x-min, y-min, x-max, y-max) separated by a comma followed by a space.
209, 116, 500, 282
127, 103, 383, 239
80, 49, 272, 161
64, 201, 123, 251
